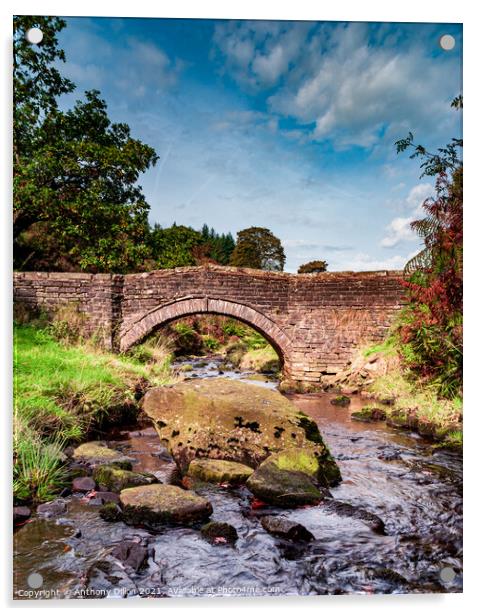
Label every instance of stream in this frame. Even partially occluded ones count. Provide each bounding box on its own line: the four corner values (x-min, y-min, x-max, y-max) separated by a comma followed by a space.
13, 357, 462, 598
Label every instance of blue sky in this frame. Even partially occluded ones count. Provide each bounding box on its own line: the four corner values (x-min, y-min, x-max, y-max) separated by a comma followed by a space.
57, 17, 462, 272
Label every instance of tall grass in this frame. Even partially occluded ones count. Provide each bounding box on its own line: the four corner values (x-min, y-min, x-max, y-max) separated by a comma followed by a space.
13, 323, 176, 503
362, 340, 462, 445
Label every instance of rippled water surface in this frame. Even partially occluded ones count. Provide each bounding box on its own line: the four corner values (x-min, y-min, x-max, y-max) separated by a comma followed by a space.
13, 357, 462, 598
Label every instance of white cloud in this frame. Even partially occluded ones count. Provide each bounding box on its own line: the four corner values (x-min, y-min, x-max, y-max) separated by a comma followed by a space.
381, 217, 415, 247
213, 21, 461, 149
406, 183, 433, 212
381, 182, 433, 247
333, 251, 409, 271
213, 21, 313, 89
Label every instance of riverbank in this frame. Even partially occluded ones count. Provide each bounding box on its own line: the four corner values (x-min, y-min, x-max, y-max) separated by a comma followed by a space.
13, 323, 177, 504
322, 341, 463, 449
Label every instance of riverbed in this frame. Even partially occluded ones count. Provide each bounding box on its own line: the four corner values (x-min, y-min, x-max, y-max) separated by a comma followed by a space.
13, 357, 462, 598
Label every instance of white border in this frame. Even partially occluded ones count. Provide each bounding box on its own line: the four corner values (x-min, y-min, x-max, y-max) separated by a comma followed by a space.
1, 1, 479, 614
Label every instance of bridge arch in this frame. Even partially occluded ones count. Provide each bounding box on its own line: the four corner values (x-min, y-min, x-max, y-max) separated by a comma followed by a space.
118, 296, 292, 367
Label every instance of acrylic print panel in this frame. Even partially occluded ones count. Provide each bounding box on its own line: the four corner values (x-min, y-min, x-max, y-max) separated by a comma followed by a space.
12, 15, 462, 599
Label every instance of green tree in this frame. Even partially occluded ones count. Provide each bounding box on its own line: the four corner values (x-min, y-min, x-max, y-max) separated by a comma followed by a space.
230, 227, 286, 271
13, 16, 158, 273
149, 223, 204, 268
199, 224, 235, 264
298, 260, 328, 274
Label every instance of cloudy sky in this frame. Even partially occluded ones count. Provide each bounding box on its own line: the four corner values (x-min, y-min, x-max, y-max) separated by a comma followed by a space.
57, 17, 462, 272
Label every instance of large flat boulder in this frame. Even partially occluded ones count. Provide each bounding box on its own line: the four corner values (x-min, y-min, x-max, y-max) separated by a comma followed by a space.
119, 484, 213, 526
142, 379, 340, 482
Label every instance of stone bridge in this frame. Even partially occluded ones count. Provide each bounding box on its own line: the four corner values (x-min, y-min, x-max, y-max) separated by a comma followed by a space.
13, 265, 404, 386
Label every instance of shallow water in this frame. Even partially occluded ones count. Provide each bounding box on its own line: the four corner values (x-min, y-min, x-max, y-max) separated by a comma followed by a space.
13, 357, 462, 599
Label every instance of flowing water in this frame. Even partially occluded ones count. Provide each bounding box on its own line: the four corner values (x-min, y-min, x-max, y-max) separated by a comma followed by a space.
13, 357, 462, 599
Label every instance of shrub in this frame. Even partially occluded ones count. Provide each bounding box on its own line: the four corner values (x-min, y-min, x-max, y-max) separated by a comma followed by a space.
298, 260, 328, 274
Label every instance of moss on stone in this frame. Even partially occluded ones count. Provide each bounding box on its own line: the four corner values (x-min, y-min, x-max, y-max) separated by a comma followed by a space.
142, 379, 336, 472
72, 442, 133, 468
119, 484, 212, 526
99, 501, 123, 522
93, 465, 157, 492
330, 395, 351, 407
270, 449, 319, 479
351, 406, 387, 423
187, 458, 254, 484
246, 463, 322, 507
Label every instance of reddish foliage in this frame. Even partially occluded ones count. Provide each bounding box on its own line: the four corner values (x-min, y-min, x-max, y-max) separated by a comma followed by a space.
399, 169, 462, 394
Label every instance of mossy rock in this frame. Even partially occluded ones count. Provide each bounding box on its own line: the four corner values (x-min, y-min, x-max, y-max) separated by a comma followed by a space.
247, 465, 322, 507
245, 448, 335, 507
200, 521, 238, 544
72, 442, 133, 469
93, 465, 158, 492
351, 406, 387, 423
142, 379, 337, 473
99, 501, 123, 522
386, 408, 418, 430
330, 395, 351, 407
120, 484, 212, 526
253, 446, 340, 489
187, 459, 254, 485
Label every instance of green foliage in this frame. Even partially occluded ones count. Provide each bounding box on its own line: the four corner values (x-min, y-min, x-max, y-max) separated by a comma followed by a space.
298, 260, 328, 274
170, 321, 204, 355
363, 337, 397, 358
13, 431, 68, 503
201, 224, 235, 264
222, 320, 247, 338
149, 223, 204, 268
13, 16, 75, 161
202, 335, 220, 351
14, 16, 158, 273
230, 227, 286, 271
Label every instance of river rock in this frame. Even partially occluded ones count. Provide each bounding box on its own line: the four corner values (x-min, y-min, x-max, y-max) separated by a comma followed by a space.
120, 484, 213, 526
187, 459, 254, 485
95, 491, 121, 504
111, 541, 148, 572
322, 500, 385, 534
93, 465, 158, 492
142, 379, 340, 480
386, 408, 419, 430
72, 476, 96, 493
260, 515, 315, 542
72, 442, 134, 469
246, 449, 329, 507
13, 506, 31, 525
37, 498, 67, 518
200, 521, 238, 545
99, 502, 123, 522
351, 407, 387, 423
330, 395, 351, 407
